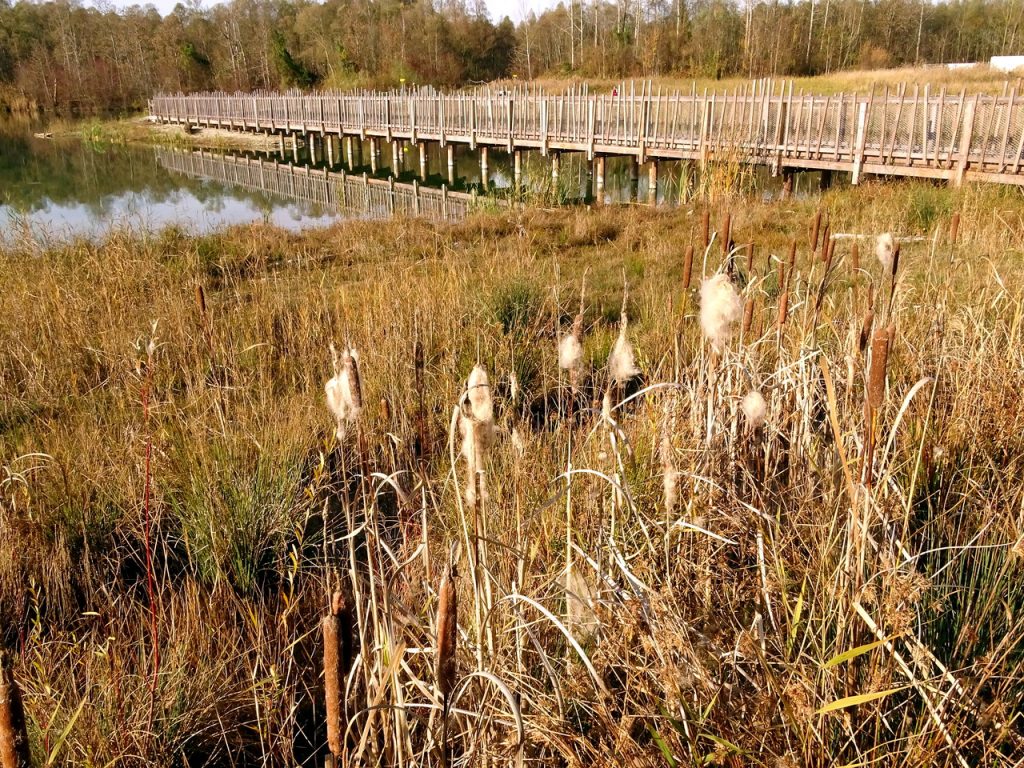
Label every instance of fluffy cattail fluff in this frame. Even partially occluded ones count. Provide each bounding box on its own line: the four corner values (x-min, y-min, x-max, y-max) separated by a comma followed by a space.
699, 274, 744, 351
466, 365, 492, 424
460, 366, 495, 507
867, 324, 892, 408
0, 653, 30, 768
608, 318, 640, 385
876, 233, 895, 273
435, 561, 458, 699
741, 390, 768, 428
325, 346, 363, 438
558, 332, 583, 372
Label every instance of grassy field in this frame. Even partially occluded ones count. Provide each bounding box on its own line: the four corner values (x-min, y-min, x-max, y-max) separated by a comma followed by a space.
524, 64, 1024, 95
1, 179, 1023, 766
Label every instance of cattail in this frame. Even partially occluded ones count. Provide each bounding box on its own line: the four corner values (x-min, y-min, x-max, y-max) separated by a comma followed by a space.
741, 390, 767, 428
558, 332, 583, 372
701, 209, 710, 250
323, 593, 345, 758
509, 371, 520, 406
0, 653, 30, 768
340, 348, 363, 417
851, 241, 860, 273
742, 295, 755, 336
682, 244, 694, 292
194, 283, 207, 317
820, 223, 832, 263
466, 365, 492, 425
435, 561, 459, 699
608, 314, 640, 385
810, 209, 822, 252
776, 288, 790, 330
858, 308, 875, 355
867, 324, 892, 408
890, 242, 901, 280
380, 397, 391, 422
875, 233, 895, 273
325, 345, 363, 439
949, 212, 961, 244
460, 366, 495, 507
699, 274, 743, 351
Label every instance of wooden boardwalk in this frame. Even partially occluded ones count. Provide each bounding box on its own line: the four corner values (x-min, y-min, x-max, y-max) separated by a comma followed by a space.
150, 81, 1024, 187
157, 148, 481, 222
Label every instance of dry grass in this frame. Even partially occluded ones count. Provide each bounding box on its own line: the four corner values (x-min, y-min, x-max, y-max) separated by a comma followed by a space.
1, 180, 1023, 766
525, 64, 1024, 95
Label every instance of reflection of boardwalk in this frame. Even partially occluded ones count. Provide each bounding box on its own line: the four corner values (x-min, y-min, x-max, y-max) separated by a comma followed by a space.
151, 81, 1024, 187
156, 148, 482, 222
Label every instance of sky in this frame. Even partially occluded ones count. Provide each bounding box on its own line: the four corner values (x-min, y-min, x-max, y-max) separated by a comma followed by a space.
86, 0, 558, 23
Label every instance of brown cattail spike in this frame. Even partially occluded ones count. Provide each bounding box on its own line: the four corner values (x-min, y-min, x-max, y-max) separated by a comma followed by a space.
859, 308, 875, 355
810, 209, 822, 253
701, 209, 710, 250
867, 325, 892, 409
0, 653, 31, 768
435, 561, 458, 700
682, 244, 694, 293
777, 289, 790, 330
851, 241, 860, 273
949, 212, 961, 244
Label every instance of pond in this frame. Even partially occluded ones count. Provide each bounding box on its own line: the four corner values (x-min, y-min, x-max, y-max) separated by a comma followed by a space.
0, 118, 837, 245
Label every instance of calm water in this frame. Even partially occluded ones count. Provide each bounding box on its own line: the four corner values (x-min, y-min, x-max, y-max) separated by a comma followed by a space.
0, 118, 836, 245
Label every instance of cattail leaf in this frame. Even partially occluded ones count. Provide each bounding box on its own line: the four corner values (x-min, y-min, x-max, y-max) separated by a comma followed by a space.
823, 635, 901, 669
815, 686, 909, 715
646, 724, 677, 767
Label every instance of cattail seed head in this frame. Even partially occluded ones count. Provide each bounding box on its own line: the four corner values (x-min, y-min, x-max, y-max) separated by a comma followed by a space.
810, 210, 822, 252
435, 561, 459, 699
558, 333, 583, 372
699, 274, 743, 351
741, 390, 768, 428
720, 212, 732, 258
851, 241, 860, 273
950, 212, 961, 244
608, 321, 640, 385
858, 308, 875, 355
0, 652, 31, 768
876, 233, 895, 273
682, 244, 694, 292
867, 324, 892, 408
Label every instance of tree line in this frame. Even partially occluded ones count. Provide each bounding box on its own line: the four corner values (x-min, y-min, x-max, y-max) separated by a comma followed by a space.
2, 0, 1024, 114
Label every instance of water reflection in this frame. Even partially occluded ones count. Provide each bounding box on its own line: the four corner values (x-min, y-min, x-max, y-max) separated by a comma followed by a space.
0, 117, 840, 245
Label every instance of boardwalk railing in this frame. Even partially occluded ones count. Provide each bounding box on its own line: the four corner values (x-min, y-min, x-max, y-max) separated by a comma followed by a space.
150, 81, 1024, 187
156, 148, 482, 222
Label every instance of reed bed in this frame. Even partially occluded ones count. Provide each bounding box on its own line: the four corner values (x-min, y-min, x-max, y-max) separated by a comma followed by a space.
0, 181, 1023, 767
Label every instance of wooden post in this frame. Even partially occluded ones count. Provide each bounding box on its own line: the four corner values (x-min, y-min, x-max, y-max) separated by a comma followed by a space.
326, 134, 335, 167
345, 136, 354, 168
852, 101, 868, 185
541, 99, 549, 156
392, 140, 401, 173
587, 99, 596, 160
955, 95, 978, 187
419, 142, 428, 179
648, 160, 658, 204
551, 151, 560, 188
513, 149, 522, 189
446, 143, 455, 185
370, 138, 379, 173
594, 155, 605, 202
480, 145, 489, 188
